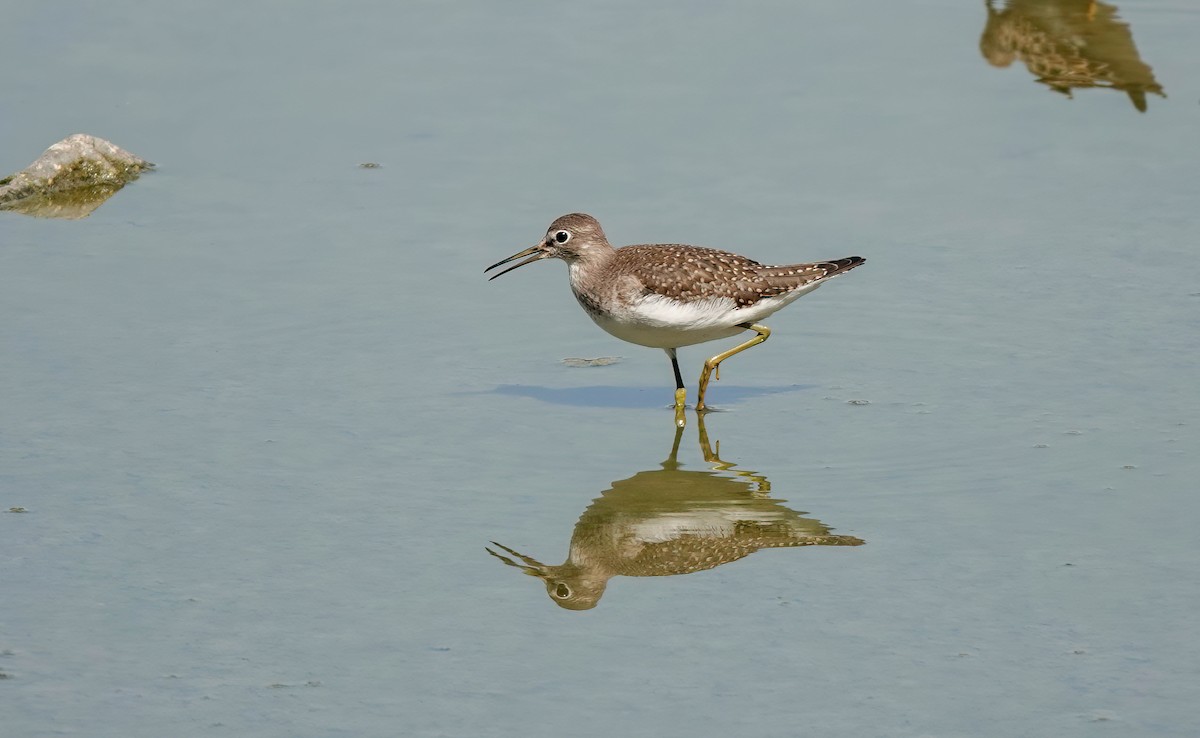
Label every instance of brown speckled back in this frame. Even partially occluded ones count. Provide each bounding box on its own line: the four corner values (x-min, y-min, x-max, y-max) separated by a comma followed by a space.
607, 245, 864, 307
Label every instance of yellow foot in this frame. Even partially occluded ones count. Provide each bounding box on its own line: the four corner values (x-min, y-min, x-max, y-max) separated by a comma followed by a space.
674, 388, 687, 427
697, 363, 720, 413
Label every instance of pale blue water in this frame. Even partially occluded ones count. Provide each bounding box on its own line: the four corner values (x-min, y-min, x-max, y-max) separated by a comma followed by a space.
3, 2, 1198, 736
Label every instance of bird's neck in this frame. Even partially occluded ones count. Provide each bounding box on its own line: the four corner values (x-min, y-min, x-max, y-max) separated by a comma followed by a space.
566, 245, 617, 298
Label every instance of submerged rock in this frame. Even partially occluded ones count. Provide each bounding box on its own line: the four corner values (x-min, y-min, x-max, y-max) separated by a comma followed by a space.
561, 356, 623, 367
0, 134, 153, 219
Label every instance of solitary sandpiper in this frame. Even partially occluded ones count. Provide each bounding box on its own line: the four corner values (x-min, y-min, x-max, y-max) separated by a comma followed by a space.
486, 213, 865, 424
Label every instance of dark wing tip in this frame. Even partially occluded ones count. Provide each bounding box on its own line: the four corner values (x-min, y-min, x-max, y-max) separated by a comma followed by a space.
817, 256, 865, 277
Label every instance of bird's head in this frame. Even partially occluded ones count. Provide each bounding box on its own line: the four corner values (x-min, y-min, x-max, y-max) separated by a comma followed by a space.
485, 540, 607, 610
485, 213, 611, 280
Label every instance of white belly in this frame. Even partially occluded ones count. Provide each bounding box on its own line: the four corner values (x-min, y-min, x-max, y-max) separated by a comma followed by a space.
577, 285, 822, 349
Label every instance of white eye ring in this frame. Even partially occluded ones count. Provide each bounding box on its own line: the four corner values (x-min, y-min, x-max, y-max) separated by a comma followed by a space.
554, 230, 571, 244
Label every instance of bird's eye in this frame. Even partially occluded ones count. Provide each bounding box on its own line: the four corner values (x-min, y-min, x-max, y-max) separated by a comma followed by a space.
554, 583, 571, 599
554, 230, 570, 244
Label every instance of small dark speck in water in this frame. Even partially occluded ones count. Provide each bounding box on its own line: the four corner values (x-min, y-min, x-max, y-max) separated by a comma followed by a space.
1073, 649, 1087, 655
562, 356, 622, 367
359, 162, 381, 168
1063, 563, 1074, 566
429, 646, 452, 652
1034, 444, 1049, 448
846, 399, 870, 405
5, 507, 27, 513
1122, 465, 1137, 469
0, 672, 11, 680
1064, 430, 1083, 435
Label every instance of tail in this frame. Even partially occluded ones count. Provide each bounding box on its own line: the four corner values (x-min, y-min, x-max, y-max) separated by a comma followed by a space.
755, 255, 865, 284
814, 256, 866, 278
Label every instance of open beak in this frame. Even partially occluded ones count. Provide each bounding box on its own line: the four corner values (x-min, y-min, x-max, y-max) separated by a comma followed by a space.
485, 541, 548, 578
484, 241, 550, 281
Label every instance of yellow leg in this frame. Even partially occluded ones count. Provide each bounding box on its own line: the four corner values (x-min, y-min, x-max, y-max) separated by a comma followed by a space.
696, 323, 771, 412
667, 348, 688, 427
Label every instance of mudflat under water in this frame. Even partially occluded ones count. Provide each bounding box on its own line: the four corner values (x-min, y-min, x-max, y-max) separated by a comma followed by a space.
3, 2, 1198, 736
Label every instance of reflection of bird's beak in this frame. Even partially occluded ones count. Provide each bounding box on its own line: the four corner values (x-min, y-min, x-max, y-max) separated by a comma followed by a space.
486, 541, 547, 578
484, 242, 550, 281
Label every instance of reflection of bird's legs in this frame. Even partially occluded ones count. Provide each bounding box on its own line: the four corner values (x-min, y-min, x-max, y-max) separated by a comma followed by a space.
697, 411, 717, 461
696, 323, 771, 412
695, 412, 772, 495
662, 418, 685, 471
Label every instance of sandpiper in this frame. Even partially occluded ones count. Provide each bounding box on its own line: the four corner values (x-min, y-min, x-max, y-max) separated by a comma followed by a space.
486, 213, 864, 424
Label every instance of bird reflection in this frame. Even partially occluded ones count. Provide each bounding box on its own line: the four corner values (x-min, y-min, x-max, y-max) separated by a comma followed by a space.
980, 0, 1164, 111
487, 417, 863, 610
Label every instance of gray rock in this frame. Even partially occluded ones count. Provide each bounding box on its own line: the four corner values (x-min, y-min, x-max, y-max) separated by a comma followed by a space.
0, 134, 153, 219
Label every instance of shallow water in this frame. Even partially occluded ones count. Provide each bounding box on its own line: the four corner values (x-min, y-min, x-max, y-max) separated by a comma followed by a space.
3, 1, 1198, 736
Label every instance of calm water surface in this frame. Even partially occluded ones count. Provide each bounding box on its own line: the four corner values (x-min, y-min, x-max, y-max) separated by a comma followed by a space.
2, 2, 1198, 736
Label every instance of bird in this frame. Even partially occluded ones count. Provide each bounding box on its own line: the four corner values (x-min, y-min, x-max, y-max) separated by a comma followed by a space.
485, 213, 864, 424
486, 417, 864, 610
979, 0, 1165, 112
